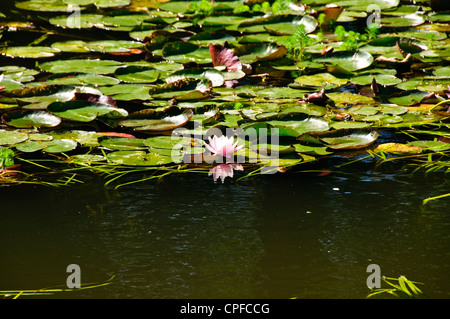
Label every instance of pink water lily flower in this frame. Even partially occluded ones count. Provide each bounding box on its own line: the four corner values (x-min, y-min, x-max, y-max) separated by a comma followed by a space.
209, 163, 244, 183
205, 135, 243, 158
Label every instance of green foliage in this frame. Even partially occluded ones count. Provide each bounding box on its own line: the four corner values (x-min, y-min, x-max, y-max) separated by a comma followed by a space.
0, 147, 14, 169
189, 0, 215, 16
334, 23, 379, 51
283, 24, 313, 61
233, 4, 250, 14
367, 275, 425, 299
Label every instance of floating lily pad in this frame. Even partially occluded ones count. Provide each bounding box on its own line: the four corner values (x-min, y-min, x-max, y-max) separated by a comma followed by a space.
48, 100, 128, 122
388, 91, 431, 106
234, 43, 287, 64
51, 40, 90, 53
318, 129, 378, 150
39, 59, 123, 74
49, 14, 104, 28
294, 73, 348, 88
2, 110, 61, 128
119, 108, 193, 132
42, 139, 78, 153
314, 51, 373, 72
46, 73, 120, 86
16, 0, 79, 12
1, 46, 60, 58
165, 68, 224, 87
148, 78, 211, 100
408, 140, 450, 152
374, 142, 422, 155
106, 150, 174, 166
99, 84, 152, 101
85, 40, 143, 53
162, 41, 212, 64
0, 130, 29, 146
98, 137, 147, 151
114, 66, 162, 83
267, 117, 330, 136
381, 13, 425, 27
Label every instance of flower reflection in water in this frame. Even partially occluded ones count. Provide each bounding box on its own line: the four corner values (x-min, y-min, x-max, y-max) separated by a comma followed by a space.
209, 163, 244, 183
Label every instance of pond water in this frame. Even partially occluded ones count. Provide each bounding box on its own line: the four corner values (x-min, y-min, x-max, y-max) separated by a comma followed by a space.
1, 156, 450, 299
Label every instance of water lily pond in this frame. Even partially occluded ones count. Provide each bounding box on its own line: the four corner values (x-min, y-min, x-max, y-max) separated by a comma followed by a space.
1, 0, 450, 299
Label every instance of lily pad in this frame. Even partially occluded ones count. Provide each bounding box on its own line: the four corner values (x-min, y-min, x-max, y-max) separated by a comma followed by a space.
119, 108, 193, 132
294, 73, 348, 88
48, 100, 128, 122
148, 78, 211, 100
314, 51, 373, 72
319, 129, 378, 150
39, 59, 123, 75
98, 137, 147, 151
165, 68, 224, 87
162, 41, 212, 64
1, 46, 60, 58
114, 66, 162, 83
2, 111, 61, 128
0, 130, 29, 146
106, 150, 174, 166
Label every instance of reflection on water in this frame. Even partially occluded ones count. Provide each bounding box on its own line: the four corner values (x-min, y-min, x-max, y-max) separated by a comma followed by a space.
1, 159, 450, 298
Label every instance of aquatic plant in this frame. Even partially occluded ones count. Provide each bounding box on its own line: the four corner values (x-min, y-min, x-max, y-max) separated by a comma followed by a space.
367, 275, 425, 299
205, 135, 243, 159
0, 0, 448, 188
0, 147, 14, 169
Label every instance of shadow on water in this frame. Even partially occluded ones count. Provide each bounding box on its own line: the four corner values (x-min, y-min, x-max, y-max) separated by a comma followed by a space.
1, 158, 449, 298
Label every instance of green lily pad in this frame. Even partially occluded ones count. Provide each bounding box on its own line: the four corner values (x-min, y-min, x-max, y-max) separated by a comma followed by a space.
119, 108, 193, 132
0, 78, 25, 92
39, 59, 123, 75
388, 91, 431, 106
48, 100, 128, 122
2, 111, 61, 128
162, 41, 212, 64
106, 150, 174, 166
42, 139, 78, 153
381, 13, 425, 27
114, 66, 162, 83
408, 140, 450, 152
351, 73, 402, 86
314, 50, 373, 72
85, 40, 143, 53
49, 14, 104, 29
319, 129, 378, 150
234, 43, 287, 64
15, 0, 79, 12
165, 68, 224, 87
98, 137, 148, 151
0, 130, 29, 146
327, 92, 375, 107
148, 78, 211, 100
51, 40, 90, 53
46, 73, 120, 86
267, 117, 330, 136
99, 84, 152, 101
294, 73, 349, 88
16, 137, 78, 153
1, 46, 60, 58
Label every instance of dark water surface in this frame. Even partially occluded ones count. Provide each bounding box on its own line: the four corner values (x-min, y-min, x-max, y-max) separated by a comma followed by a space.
1, 158, 449, 299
